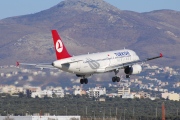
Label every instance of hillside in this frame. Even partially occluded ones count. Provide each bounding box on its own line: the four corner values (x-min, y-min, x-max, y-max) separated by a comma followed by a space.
0, 0, 180, 66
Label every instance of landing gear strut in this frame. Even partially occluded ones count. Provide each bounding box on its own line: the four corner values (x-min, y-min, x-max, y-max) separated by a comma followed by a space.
126, 75, 130, 78
80, 78, 88, 84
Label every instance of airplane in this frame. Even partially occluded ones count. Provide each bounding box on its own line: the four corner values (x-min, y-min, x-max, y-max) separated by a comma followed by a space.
17, 30, 163, 84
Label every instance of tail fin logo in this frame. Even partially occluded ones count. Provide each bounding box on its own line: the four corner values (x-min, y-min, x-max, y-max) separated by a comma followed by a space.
56, 40, 63, 53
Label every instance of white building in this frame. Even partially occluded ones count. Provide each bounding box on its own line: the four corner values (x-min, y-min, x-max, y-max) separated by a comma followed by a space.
122, 93, 134, 99
162, 92, 179, 101
106, 93, 118, 98
53, 87, 64, 98
0, 85, 24, 95
117, 87, 130, 97
41, 90, 53, 98
139, 91, 151, 98
24, 86, 41, 93
88, 87, 106, 98
74, 89, 81, 95
74, 89, 86, 96
132, 92, 141, 99
0, 116, 80, 120
31, 87, 64, 98
31, 90, 52, 98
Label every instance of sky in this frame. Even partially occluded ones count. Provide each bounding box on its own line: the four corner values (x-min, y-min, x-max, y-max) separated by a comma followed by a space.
0, 0, 180, 19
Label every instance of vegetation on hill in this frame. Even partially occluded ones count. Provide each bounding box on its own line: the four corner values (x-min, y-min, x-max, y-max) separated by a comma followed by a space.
0, 94, 180, 120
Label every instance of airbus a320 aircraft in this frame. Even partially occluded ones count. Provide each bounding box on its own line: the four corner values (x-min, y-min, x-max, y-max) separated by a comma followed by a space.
17, 30, 163, 84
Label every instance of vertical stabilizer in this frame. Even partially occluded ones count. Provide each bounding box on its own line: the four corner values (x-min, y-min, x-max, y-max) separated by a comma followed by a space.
51, 30, 71, 60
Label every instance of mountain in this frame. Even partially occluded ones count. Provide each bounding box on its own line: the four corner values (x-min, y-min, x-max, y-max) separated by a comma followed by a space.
0, 0, 180, 67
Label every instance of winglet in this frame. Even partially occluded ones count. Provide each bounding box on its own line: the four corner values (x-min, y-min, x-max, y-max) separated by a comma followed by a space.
16, 62, 20, 66
160, 53, 163, 57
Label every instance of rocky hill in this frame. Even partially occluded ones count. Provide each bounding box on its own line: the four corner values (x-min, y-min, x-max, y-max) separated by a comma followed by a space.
0, 0, 180, 67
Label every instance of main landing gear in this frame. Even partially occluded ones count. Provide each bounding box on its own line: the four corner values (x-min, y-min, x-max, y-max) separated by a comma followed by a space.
112, 76, 120, 82
112, 69, 121, 82
80, 78, 88, 84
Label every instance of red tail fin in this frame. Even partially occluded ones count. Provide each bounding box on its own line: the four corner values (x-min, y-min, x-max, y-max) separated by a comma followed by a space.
51, 30, 71, 60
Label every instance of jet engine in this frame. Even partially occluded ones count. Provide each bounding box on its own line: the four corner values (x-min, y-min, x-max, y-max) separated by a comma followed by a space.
124, 64, 142, 75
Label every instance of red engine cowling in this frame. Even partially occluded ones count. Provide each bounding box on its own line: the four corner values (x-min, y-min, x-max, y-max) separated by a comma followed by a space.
124, 64, 142, 75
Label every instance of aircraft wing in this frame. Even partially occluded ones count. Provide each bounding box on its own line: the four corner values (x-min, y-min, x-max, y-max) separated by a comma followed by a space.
16, 62, 56, 69
105, 53, 163, 71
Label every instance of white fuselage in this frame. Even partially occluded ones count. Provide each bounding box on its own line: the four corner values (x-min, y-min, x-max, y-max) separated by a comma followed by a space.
53, 49, 140, 75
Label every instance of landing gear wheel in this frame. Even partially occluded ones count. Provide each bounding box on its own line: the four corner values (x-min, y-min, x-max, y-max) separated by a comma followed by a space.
84, 79, 88, 84
112, 77, 116, 82
116, 77, 120, 82
126, 75, 130, 78
80, 78, 88, 84
112, 77, 120, 82
80, 79, 84, 84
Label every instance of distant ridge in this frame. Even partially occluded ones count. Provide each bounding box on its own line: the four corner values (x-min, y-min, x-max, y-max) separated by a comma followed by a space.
0, 0, 180, 66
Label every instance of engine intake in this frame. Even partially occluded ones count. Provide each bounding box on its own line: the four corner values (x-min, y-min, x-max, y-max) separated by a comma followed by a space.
124, 64, 142, 75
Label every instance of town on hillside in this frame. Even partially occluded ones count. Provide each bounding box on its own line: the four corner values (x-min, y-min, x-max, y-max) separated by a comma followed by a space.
0, 63, 180, 101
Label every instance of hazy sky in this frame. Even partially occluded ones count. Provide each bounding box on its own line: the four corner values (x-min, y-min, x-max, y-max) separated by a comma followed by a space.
0, 0, 180, 19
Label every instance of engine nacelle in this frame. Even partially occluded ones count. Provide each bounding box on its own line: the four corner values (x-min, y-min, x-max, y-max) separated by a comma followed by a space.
124, 64, 142, 75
